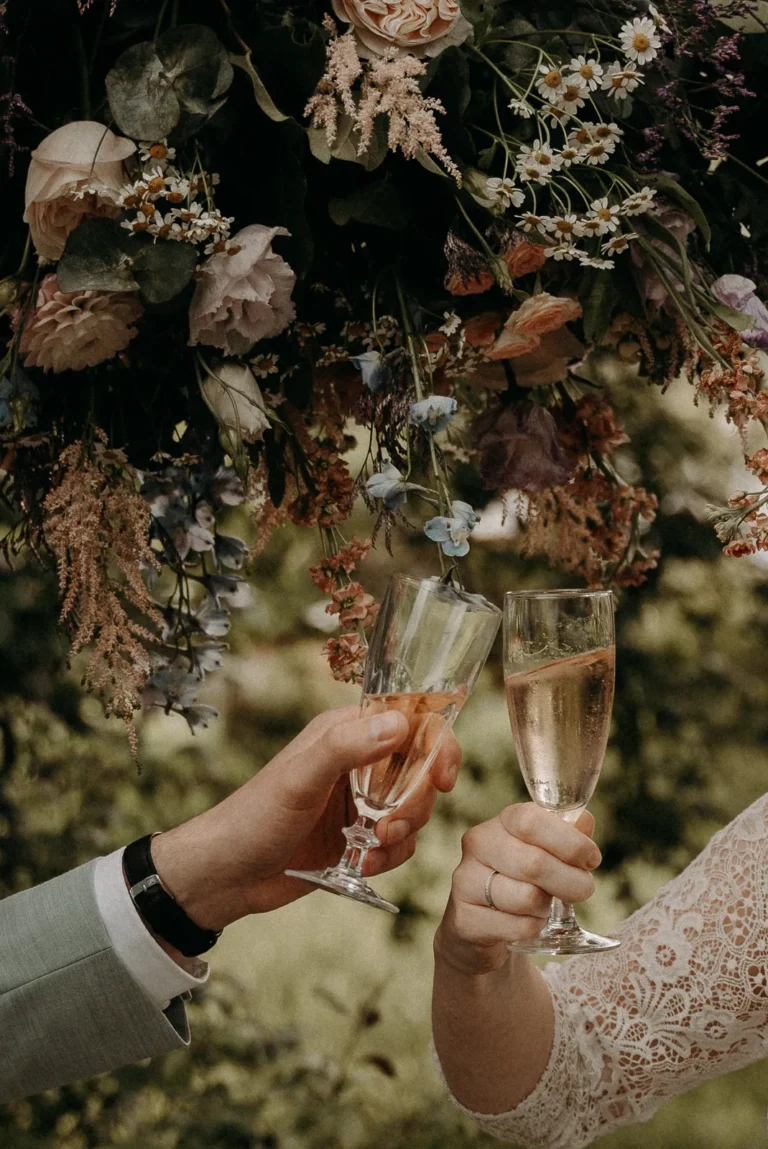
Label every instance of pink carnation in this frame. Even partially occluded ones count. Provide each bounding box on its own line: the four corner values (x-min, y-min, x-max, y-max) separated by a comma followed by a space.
24, 121, 135, 262
188, 224, 296, 356
19, 274, 143, 374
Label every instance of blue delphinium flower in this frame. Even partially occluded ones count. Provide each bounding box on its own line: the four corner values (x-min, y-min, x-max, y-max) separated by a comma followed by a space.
350, 350, 392, 394
366, 461, 417, 510
410, 395, 457, 433
424, 500, 480, 557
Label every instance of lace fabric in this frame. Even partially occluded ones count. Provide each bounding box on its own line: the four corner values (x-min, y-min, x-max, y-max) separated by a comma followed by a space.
441, 795, 768, 1147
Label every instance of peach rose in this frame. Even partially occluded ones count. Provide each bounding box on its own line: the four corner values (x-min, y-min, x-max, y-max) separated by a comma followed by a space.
503, 235, 548, 279
332, 0, 472, 58
464, 312, 503, 348
487, 293, 582, 360
189, 224, 296, 356
24, 122, 136, 263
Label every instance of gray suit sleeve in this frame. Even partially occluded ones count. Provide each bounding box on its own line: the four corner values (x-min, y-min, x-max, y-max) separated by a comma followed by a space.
0, 859, 189, 1102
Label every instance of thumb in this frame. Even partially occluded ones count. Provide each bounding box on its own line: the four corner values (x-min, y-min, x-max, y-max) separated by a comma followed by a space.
295, 709, 409, 799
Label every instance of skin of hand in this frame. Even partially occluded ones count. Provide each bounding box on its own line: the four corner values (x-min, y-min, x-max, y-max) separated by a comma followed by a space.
435, 802, 600, 975
150, 705, 461, 935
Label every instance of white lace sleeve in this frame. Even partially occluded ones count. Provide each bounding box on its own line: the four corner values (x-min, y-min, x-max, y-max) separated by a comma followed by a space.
448, 794, 768, 1147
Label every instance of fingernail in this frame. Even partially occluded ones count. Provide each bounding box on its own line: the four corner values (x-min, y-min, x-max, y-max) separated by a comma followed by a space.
385, 819, 410, 844
370, 711, 404, 740
586, 850, 601, 870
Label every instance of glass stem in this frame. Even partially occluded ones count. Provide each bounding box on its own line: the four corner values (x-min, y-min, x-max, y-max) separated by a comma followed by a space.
547, 897, 578, 932
338, 815, 380, 878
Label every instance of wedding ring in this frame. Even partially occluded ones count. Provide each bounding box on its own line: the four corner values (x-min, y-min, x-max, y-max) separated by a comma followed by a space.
483, 869, 500, 911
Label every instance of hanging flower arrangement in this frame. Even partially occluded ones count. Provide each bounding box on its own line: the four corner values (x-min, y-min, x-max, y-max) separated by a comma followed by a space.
1, 0, 767, 739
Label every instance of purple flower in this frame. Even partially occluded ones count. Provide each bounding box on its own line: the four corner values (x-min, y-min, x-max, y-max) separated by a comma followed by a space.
410, 395, 458, 433
424, 500, 480, 557
473, 401, 573, 491
351, 350, 391, 393
711, 275, 768, 350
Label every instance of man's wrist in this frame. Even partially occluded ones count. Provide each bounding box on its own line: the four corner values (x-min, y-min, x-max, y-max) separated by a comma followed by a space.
149, 819, 246, 934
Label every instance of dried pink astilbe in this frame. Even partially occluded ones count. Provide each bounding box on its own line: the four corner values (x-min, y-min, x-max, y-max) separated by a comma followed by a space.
306, 17, 460, 181
43, 434, 162, 747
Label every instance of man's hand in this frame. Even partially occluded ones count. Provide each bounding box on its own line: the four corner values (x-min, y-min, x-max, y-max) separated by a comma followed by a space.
151, 705, 461, 931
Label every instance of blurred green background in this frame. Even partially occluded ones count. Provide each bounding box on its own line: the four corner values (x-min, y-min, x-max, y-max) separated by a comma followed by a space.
1, 374, 768, 1149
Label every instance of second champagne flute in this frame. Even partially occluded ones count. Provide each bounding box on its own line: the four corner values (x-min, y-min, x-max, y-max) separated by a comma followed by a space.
503, 589, 619, 954
286, 574, 501, 913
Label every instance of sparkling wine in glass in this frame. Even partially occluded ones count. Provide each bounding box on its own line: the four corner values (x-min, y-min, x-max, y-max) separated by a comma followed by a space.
286, 574, 500, 913
504, 589, 619, 954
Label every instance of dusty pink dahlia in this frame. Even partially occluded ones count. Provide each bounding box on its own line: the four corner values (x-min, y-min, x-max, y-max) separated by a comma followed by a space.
19, 274, 143, 373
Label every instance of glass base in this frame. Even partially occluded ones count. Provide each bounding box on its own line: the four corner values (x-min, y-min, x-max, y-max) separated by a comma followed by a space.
284, 867, 399, 914
507, 923, 621, 956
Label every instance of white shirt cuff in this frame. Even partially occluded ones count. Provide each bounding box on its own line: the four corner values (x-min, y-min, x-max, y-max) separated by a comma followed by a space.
94, 848, 210, 1011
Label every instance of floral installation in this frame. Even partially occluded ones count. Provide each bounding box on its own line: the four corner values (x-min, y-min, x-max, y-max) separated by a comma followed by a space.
1, 0, 767, 731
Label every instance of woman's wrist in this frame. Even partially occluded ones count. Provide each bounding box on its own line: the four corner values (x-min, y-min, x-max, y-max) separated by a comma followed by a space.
434, 918, 512, 979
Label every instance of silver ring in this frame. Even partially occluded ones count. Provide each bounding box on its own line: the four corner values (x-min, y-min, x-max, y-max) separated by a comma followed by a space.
483, 869, 500, 911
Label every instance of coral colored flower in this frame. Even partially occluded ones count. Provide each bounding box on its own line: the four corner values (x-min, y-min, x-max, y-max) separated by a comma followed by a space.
323, 632, 366, 683
503, 235, 548, 278
24, 121, 135, 262
723, 539, 757, 557
486, 294, 582, 361
331, 0, 472, 58
464, 312, 503, 348
18, 274, 142, 373
189, 224, 296, 356
327, 581, 377, 626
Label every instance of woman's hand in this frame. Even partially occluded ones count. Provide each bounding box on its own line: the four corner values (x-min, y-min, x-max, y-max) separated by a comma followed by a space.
435, 803, 600, 975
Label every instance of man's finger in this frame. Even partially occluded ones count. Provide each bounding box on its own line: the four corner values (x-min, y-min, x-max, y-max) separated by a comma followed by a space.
286, 710, 410, 803
429, 731, 462, 793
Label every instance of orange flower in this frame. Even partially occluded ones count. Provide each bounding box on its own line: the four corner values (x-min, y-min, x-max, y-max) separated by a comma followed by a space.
445, 266, 495, 296
464, 312, 503, 348
723, 539, 757, 557
487, 294, 582, 360
502, 236, 548, 279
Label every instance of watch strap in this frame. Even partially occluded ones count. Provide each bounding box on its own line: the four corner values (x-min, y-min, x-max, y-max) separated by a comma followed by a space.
123, 833, 221, 958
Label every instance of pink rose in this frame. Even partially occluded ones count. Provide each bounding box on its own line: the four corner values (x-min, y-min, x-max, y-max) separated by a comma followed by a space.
331, 0, 472, 58
24, 121, 136, 262
188, 225, 296, 356
18, 274, 143, 373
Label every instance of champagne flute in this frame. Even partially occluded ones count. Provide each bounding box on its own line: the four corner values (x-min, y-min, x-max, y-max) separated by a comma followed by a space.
287, 574, 500, 913
503, 589, 619, 954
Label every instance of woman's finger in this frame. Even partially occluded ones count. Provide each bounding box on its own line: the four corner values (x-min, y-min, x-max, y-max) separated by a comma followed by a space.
499, 803, 601, 870
429, 730, 462, 793
364, 833, 417, 876
377, 781, 437, 846
462, 819, 596, 905
453, 856, 552, 919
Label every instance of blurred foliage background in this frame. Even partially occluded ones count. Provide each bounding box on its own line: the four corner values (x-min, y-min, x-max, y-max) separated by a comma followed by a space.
1, 372, 768, 1148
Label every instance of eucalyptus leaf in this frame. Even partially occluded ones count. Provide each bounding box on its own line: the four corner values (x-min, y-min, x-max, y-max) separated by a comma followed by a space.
708, 300, 755, 333
580, 267, 619, 343
157, 25, 233, 112
131, 240, 198, 304
307, 115, 387, 171
643, 174, 712, 250
57, 218, 137, 294
230, 52, 289, 123
329, 178, 409, 229
105, 40, 180, 140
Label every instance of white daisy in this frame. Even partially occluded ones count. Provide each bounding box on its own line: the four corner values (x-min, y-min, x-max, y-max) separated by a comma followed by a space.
486, 176, 525, 210
516, 212, 548, 234
583, 140, 614, 165
568, 124, 596, 149
509, 98, 534, 119
545, 242, 582, 261
553, 78, 587, 115
601, 231, 639, 255
580, 217, 609, 238
546, 214, 586, 240
440, 311, 462, 336
138, 140, 177, 165
121, 210, 152, 235
601, 62, 644, 100
557, 144, 582, 167
621, 186, 657, 215
543, 105, 572, 127
516, 140, 562, 185
567, 56, 604, 91
587, 197, 621, 232
592, 122, 623, 144
536, 63, 567, 101
619, 17, 662, 66
578, 254, 616, 269
648, 3, 671, 32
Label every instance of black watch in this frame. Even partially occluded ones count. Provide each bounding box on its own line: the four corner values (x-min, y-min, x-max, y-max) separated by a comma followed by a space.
123, 833, 221, 958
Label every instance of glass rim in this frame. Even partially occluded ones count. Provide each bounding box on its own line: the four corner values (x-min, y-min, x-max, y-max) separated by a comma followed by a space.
504, 588, 613, 601
388, 573, 502, 615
